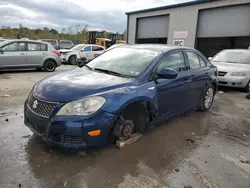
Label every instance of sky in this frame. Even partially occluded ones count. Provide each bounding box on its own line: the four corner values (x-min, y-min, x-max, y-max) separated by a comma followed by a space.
0, 0, 193, 33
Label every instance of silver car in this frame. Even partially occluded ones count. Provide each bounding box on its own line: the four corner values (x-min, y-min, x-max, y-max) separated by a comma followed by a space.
209, 49, 250, 91
0, 39, 61, 72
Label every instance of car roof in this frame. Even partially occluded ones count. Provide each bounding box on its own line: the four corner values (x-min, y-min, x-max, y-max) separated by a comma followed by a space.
0, 39, 49, 46
119, 44, 194, 52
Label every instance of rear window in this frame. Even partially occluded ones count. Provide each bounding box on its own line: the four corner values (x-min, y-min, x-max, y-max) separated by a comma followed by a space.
60, 40, 73, 45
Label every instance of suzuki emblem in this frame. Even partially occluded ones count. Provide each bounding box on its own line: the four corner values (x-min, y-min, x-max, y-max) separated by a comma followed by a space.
33, 100, 38, 109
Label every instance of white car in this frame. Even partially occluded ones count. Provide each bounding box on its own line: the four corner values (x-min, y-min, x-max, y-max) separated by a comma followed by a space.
60, 44, 105, 65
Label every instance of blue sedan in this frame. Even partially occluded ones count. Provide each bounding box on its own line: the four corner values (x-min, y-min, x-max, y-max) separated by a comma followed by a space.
24, 44, 218, 149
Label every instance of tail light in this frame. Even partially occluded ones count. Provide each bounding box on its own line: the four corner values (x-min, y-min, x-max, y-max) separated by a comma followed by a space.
52, 50, 60, 56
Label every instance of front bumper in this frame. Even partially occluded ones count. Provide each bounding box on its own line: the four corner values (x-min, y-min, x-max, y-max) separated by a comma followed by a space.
24, 100, 117, 149
217, 75, 249, 88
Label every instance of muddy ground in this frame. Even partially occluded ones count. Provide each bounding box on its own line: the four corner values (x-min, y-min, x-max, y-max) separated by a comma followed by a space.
1, 65, 250, 188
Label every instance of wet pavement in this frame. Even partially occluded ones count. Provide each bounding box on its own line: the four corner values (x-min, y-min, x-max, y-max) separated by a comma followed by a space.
1, 68, 250, 188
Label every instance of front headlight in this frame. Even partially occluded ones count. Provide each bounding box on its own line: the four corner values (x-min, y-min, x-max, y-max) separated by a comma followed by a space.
57, 96, 106, 116
231, 72, 248, 77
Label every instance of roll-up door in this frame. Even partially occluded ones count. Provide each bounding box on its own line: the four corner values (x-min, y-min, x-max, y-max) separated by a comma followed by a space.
136, 15, 169, 44
197, 4, 250, 38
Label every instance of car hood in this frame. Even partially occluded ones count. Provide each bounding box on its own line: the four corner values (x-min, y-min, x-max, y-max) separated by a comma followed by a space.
212, 61, 250, 72
33, 68, 134, 102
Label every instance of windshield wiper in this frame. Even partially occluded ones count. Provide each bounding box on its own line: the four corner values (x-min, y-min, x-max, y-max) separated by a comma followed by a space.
84, 64, 92, 70
93, 68, 131, 78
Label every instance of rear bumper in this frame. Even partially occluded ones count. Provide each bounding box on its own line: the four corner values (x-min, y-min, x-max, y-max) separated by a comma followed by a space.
24, 100, 117, 149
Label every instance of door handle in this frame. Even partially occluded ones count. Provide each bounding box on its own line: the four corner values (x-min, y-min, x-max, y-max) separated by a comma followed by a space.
184, 79, 192, 84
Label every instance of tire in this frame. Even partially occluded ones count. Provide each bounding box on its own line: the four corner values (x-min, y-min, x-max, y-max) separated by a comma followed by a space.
198, 85, 215, 111
243, 80, 250, 92
68, 55, 77, 65
43, 60, 56, 72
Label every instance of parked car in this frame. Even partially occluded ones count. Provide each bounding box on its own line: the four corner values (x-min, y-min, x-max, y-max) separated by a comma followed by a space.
77, 44, 105, 63
209, 49, 250, 91
59, 44, 86, 65
24, 44, 217, 149
0, 39, 61, 72
41, 39, 74, 50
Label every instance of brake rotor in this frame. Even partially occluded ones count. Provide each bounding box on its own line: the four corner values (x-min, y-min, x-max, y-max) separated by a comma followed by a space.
122, 121, 134, 138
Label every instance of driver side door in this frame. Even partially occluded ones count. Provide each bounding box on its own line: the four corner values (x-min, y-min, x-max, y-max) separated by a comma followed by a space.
155, 51, 192, 120
0, 42, 28, 68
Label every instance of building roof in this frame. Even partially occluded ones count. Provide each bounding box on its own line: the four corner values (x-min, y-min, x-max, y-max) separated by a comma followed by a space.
125, 0, 214, 15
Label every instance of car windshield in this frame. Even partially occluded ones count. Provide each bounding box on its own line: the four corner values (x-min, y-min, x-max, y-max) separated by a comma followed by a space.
71, 44, 85, 51
213, 51, 250, 64
87, 47, 161, 77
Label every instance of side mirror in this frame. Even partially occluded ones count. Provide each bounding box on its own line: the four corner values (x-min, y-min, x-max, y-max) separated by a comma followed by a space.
208, 57, 213, 61
77, 57, 87, 68
0, 48, 4, 54
158, 68, 177, 79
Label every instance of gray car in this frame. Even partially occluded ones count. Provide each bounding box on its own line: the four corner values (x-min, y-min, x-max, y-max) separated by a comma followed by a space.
209, 49, 250, 91
0, 39, 61, 72
41, 39, 74, 50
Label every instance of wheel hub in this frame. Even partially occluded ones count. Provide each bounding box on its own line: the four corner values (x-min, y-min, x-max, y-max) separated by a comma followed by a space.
122, 123, 134, 138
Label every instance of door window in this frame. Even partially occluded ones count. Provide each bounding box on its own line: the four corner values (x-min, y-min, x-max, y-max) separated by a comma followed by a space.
92, 46, 104, 51
157, 52, 186, 72
83, 46, 91, 52
3, 42, 26, 51
187, 52, 200, 69
27, 43, 47, 51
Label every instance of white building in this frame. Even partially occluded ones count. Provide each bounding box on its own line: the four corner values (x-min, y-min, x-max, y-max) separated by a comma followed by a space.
125, 0, 250, 57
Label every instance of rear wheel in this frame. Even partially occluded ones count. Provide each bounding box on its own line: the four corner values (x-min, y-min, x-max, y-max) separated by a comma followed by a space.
69, 55, 77, 65
43, 60, 56, 72
198, 85, 215, 111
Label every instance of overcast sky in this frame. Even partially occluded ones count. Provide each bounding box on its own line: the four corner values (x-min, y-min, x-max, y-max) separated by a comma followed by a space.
0, 0, 193, 33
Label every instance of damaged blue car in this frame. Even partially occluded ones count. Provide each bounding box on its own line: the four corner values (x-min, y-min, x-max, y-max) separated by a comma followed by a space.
24, 44, 217, 149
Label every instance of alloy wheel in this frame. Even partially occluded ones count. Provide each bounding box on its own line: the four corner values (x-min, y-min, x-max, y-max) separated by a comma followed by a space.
204, 87, 214, 109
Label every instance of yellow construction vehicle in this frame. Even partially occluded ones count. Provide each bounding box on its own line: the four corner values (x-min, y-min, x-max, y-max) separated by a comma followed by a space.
96, 38, 112, 48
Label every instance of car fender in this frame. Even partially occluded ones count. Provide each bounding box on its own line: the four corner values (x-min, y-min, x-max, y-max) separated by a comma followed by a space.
101, 81, 158, 116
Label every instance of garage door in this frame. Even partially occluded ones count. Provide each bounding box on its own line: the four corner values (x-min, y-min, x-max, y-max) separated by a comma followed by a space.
136, 15, 169, 44
197, 4, 250, 38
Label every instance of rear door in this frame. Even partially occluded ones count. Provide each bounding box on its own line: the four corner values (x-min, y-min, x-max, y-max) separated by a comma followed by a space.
184, 51, 210, 107
0, 42, 28, 68
92, 46, 105, 58
79, 46, 92, 61
26, 42, 48, 66
155, 51, 192, 118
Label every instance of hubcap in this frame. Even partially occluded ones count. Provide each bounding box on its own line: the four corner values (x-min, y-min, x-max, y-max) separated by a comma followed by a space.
47, 63, 54, 71
204, 87, 214, 109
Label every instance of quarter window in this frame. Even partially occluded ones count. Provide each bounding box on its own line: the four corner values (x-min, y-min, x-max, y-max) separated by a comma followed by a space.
199, 56, 206, 67
187, 52, 200, 69
157, 52, 186, 72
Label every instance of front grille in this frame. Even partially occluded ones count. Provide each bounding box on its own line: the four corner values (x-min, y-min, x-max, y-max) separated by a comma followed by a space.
28, 95, 57, 118
218, 71, 227, 77
50, 132, 86, 144
29, 120, 45, 136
